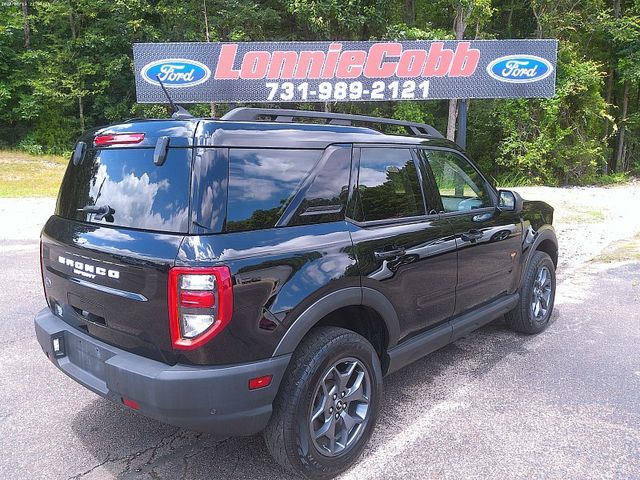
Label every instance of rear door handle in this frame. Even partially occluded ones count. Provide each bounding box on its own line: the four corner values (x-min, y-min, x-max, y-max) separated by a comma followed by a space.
374, 247, 406, 260
461, 229, 483, 242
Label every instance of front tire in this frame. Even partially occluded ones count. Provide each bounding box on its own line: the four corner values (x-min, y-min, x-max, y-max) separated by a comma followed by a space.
506, 250, 556, 334
264, 327, 382, 479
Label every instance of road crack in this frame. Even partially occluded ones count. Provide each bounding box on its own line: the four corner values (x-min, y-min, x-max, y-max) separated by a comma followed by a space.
67, 428, 180, 479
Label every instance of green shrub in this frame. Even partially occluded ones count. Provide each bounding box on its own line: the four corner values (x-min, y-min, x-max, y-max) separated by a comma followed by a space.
17, 135, 44, 156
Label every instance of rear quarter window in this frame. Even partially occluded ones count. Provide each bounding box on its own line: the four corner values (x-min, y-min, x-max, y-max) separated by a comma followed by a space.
225, 149, 323, 232
286, 145, 352, 227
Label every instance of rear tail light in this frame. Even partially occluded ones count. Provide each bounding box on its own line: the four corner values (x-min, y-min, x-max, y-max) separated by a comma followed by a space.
168, 266, 233, 350
94, 133, 145, 146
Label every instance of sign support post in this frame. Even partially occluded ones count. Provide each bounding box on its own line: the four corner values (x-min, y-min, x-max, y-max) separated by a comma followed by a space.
456, 99, 468, 150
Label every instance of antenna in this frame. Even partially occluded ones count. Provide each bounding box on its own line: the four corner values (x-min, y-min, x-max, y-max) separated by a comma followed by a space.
155, 75, 193, 119
156, 75, 178, 113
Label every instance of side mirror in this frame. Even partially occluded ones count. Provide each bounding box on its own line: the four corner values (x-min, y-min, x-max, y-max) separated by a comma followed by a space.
498, 189, 523, 214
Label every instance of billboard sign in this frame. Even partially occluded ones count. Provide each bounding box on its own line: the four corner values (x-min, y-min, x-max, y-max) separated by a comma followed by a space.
133, 40, 557, 103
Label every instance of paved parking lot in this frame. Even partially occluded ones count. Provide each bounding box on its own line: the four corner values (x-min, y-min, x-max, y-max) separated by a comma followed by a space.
1, 239, 638, 479
1, 187, 639, 479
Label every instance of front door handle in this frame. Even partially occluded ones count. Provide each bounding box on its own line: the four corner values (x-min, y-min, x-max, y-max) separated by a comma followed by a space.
374, 247, 406, 260
461, 229, 483, 242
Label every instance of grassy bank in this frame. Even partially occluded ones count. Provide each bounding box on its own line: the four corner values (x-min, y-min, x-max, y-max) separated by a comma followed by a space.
0, 150, 67, 197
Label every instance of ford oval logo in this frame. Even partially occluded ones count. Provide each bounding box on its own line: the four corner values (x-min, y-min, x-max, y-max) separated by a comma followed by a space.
140, 58, 211, 88
486, 55, 553, 83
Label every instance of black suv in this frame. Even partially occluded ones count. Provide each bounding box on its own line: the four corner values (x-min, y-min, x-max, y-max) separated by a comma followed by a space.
35, 108, 557, 479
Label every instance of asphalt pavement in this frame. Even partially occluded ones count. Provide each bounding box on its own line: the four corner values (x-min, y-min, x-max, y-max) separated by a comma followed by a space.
0, 239, 638, 480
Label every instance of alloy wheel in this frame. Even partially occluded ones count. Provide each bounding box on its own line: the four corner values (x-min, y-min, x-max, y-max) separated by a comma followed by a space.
309, 357, 371, 457
531, 265, 553, 321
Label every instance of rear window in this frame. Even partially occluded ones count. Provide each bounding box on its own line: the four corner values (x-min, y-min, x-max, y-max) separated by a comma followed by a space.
56, 148, 191, 233
225, 149, 323, 232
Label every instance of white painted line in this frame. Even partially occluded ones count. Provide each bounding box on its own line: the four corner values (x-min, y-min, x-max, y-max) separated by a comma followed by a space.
342, 399, 468, 480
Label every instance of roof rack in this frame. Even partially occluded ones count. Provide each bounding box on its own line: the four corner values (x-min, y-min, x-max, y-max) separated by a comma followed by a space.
220, 107, 443, 138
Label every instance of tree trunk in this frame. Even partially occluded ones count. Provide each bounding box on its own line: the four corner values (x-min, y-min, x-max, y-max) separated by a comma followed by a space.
68, 4, 84, 131
532, 4, 544, 39
446, 100, 457, 141
447, 6, 466, 141
506, 0, 515, 37
621, 143, 628, 172
606, 0, 623, 172
603, 67, 615, 174
613, 80, 629, 172
404, 0, 415, 25
21, 0, 30, 49
202, 0, 216, 117
78, 96, 85, 132
68, 6, 76, 40
604, 68, 614, 118
613, 0, 621, 19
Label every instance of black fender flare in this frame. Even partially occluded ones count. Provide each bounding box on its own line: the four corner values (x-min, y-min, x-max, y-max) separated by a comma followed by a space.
272, 287, 401, 357
520, 226, 558, 286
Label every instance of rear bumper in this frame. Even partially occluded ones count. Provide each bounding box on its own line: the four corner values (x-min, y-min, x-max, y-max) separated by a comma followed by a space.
34, 308, 290, 436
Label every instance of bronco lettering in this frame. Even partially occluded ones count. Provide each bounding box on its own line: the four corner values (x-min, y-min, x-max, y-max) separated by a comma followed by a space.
58, 255, 120, 280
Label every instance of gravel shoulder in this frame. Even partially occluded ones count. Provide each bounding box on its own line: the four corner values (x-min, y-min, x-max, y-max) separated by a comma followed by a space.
0, 197, 55, 243
2, 182, 639, 268
513, 182, 640, 276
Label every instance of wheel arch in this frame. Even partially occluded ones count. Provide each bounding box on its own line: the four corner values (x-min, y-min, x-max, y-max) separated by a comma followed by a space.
536, 237, 558, 267
272, 287, 401, 362
521, 226, 558, 287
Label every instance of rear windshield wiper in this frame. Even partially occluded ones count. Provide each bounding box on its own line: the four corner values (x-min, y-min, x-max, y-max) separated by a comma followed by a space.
77, 204, 115, 221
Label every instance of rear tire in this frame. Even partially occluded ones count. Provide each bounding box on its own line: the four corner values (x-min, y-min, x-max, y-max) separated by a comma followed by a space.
506, 250, 556, 334
264, 327, 382, 479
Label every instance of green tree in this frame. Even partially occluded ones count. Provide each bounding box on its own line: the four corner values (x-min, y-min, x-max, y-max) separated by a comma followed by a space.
0, 0, 638, 182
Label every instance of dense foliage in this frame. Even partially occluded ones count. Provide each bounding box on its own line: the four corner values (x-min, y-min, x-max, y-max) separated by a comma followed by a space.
0, 0, 638, 184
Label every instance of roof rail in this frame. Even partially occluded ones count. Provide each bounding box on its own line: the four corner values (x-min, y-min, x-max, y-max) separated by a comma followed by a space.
220, 107, 443, 138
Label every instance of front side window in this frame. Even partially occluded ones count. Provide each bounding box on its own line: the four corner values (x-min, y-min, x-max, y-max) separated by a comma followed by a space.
226, 149, 322, 232
420, 149, 493, 213
356, 147, 424, 222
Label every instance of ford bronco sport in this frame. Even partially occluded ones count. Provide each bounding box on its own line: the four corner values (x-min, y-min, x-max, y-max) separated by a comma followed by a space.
35, 108, 558, 479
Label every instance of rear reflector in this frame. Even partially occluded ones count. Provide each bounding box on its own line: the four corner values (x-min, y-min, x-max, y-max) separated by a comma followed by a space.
94, 133, 145, 146
121, 397, 140, 410
249, 375, 273, 390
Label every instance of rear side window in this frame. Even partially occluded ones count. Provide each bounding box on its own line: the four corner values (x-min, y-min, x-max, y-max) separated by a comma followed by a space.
56, 148, 191, 233
225, 149, 323, 232
355, 147, 424, 222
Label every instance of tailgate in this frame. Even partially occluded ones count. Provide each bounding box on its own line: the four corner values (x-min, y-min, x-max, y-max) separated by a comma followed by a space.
41, 216, 184, 363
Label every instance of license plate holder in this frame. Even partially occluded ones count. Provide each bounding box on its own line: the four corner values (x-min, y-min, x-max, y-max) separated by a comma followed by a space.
66, 335, 108, 381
